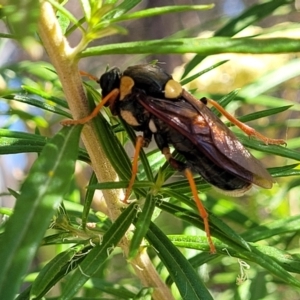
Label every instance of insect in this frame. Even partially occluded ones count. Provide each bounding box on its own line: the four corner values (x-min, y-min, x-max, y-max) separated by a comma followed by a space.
62, 64, 286, 253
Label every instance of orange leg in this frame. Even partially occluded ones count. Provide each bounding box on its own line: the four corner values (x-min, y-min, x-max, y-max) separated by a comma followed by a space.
162, 147, 216, 253
123, 135, 144, 203
61, 88, 119, 126
204, 97, 286, 146
185, 169, 216, 254
79, 71, 99, 81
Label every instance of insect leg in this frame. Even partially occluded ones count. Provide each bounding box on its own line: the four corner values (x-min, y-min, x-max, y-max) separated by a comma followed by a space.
161, 147, 216, 253
123, 135, 144, 203
61, 88, 119, 126
185, 169, 216, 254
201, 96, 286, 146
79, 70, 98, 81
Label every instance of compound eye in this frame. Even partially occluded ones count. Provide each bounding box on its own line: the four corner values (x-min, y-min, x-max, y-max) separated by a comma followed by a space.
165, 79, 182, 99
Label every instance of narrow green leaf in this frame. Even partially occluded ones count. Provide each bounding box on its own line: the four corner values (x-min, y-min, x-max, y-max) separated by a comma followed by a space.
251, 96, 291, 110
180, 59, 229, 86
168, 235, 211, 251
129, 193, 155, 259
269, 164, 300, 178
237, 135, 300, 161
1, 61, 57, 81
158, 200, 251, 252
209, 214, 251, 251
81, 37, 300, 57
0, 125, 82, 300
30, 245, 86, 299
56, 10, 71, 34
86, 278, 136, 299
168, 236, 300, 287
0, 136, 45, 155
210, 90, 240, 117
147, 223, 213, 300
242, 215, 300, 242
47, 0, 85, 32
254, 244, 300, 274
82, 172, 98, 229
0, 207, 13, 217
41, 232, 81, 245
216, 0, 293, 37
103, 0, 142, 20
14, 287, 31, 300
60, 202, 137, 299
4, 93, 71, 118
22, 85, 69, 108
0, 129, 46, 141
162, 188, 198, 210
244, 245, 300, 288
234, 105, 293, 124
112, 5, 214, 22
184, 0, 292, 77
240, 58, 300, 98
80, 0, 92, 21
187, 252, 216, 272
89, 180, 154, 190
0, 130, 90, 163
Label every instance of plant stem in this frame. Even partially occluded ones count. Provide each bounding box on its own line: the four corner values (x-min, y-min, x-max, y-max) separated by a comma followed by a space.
38, 1, 174, 299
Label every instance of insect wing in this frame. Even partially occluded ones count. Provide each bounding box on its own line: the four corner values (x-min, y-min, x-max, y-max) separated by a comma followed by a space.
140, 96, 252, 180
182, 91, 274, 188
138, 93, 273, 189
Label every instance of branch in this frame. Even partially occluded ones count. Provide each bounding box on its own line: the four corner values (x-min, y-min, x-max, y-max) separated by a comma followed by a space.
38, 1, 174, 299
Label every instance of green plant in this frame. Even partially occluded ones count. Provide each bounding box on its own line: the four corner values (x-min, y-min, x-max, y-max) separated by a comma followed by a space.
0, 1, 300, 299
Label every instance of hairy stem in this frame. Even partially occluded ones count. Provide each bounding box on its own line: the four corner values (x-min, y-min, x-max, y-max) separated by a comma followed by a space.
38, 1, 174, 299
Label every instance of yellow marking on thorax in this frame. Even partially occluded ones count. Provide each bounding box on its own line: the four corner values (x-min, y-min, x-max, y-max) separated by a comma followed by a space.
165, 79, 182, 99
120, 110, 140, 126
120, 76, 135, 100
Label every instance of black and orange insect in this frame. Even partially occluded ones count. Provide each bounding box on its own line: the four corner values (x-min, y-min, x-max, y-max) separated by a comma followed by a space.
63, 64, 286, 253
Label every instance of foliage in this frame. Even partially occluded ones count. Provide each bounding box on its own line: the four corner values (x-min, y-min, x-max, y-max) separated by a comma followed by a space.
0, 0, 300, 299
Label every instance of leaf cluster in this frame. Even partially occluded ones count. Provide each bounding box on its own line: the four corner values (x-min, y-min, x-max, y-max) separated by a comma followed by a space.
0, 1, 300, 299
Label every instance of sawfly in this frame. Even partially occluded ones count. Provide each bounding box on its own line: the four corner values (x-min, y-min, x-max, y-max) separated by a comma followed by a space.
63, 64, 286, 253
